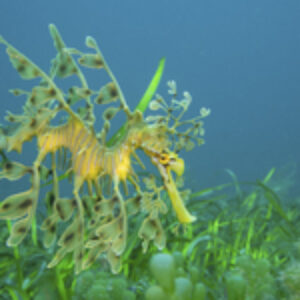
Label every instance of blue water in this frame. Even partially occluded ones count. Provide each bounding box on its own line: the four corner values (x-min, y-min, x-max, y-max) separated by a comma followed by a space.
0, 0, 299, 193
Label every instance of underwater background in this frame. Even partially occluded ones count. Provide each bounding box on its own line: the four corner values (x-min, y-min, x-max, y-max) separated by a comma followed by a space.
0, 0, 300, 299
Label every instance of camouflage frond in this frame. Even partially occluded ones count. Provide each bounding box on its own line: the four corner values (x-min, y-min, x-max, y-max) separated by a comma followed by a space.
0, 189, 36, 220
0, 161, 31, 181
6, 216, 32, 246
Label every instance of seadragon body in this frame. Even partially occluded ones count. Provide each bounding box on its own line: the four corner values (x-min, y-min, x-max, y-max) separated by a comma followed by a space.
0, 25, 209, 273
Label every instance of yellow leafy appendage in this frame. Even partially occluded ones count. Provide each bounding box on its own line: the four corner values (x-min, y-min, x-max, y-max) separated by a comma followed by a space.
0, 25, 209, 273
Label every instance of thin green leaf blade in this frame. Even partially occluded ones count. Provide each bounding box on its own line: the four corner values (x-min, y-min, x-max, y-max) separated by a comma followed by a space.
135, 57, 165, 113
107, 57, 165, 147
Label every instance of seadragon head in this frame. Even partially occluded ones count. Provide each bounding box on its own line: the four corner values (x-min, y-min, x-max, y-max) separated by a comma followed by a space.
122, 97, 210, 224
136, 126, 195, 223
145, 148, 196, 224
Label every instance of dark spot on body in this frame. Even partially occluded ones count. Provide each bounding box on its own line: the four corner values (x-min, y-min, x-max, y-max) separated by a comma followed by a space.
105, 112, 113, 120
56, 203, 64, 219
109, 85, 118, 98
29, 95, 36, 105
7, 116, 15, 122
64, 232, 74, 244
91, 235, 98, 240
30, 118, 37, 128
82, 199, 88, 210
94, 204, 100, 212
50, 225, 56, 233
18, 198, 32, 209
48, 88, 56, 97
150, 219, 157, 228
84, 89, 92, 96
94, 58, 103, 67
134, 195, 142, 205
17, 65, 26, 73
112, 195, 118, 203
59, 64, 66, 73
18, 226, 27, 233
11, 89, 21, 96
33, 69, 40, 77
95, 94, 103, 104
48, 192, 55, 207
2, 203, 11, 210
4, 162, 13, 170
71, 199, 77, 208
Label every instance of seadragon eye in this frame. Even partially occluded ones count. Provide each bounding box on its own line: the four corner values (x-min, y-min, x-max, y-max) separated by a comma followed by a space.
159, 154, 168, 165
158, 150, 170, 166
159, 150, 179, 167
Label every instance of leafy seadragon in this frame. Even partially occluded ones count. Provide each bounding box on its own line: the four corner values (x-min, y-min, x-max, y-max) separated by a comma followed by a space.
0, 25, 209, 273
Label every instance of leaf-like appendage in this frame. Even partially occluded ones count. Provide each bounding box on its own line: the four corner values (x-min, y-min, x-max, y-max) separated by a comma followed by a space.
0, 189, 35, 220
7, 216, 31, 246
